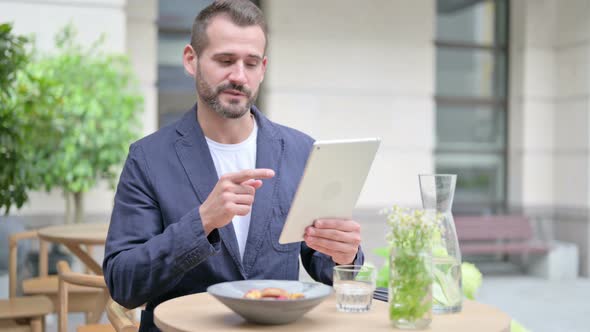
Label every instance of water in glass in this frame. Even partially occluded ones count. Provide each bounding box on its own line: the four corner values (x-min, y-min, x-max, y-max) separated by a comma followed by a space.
432, 256, 462, 313
333, 280, 374, 312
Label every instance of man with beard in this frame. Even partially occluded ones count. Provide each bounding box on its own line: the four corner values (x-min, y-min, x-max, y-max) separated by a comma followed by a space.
103, 1, 364, 330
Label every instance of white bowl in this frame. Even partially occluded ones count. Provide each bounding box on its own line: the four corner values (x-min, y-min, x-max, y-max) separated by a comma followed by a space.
207, 280, 332, 325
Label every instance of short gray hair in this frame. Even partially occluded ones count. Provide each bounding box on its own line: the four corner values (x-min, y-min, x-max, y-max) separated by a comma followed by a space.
190, 0, 268, 55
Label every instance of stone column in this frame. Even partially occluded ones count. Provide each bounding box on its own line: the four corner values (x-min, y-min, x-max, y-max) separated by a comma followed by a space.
553, 0, 590, 277
0, 0, 126, 52
262, 0, 436, 209
508, 0, 556, 210
510, 0, 590, 276
125, 0, 158, 136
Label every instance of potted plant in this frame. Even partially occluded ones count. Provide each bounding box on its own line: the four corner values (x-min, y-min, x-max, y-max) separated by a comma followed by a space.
0, 23, 30, 275
0, 22, 61, 278
14, 24, 144, 224
0, 23, 36, 214
1, 23, 143, 276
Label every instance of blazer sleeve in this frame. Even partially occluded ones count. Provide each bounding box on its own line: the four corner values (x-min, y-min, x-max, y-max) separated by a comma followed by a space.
103, 144, 220, 309
300, 243, 365, 285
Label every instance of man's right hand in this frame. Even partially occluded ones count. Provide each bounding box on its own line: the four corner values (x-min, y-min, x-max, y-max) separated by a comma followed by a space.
199, 168, 275, 235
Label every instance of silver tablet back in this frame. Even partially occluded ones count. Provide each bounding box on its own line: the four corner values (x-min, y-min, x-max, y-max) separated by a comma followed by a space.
279, 138, 381, 244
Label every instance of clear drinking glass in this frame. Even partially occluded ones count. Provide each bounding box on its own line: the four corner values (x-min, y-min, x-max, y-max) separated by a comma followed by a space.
419, 174, 463, 314
333, 265, 376, 312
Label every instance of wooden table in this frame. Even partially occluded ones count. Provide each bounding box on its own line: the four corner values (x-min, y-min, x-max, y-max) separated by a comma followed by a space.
37, 223, 109, 275
154, 293, 511, 332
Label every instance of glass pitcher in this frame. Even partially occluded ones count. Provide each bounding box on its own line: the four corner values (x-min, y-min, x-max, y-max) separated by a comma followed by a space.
419, 174, 462, 314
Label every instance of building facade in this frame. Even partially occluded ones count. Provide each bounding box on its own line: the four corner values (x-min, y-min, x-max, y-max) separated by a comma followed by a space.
2, 0, 590, 276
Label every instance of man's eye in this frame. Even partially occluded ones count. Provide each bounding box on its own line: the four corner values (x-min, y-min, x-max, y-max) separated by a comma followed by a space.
245, 62, 258, 68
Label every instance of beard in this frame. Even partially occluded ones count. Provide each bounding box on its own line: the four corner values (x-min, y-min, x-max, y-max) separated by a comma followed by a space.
195, 65, 258, 119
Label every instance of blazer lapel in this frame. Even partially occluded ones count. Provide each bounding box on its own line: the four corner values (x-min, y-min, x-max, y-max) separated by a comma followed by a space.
242, 107, 283, 275
174, 105, 244, 276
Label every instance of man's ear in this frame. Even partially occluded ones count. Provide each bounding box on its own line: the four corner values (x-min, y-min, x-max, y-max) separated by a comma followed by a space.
260, 56, 268, 83
183, 44, 197, 77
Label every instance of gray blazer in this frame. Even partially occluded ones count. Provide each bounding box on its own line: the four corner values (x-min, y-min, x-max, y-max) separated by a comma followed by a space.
103, 105, 364, 331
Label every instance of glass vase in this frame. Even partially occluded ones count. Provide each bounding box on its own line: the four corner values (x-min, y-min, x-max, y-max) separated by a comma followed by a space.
419, 174, 462, 314
388, 246, 432, 329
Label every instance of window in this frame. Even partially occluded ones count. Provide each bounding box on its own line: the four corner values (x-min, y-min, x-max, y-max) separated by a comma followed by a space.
157, 0, 262, 127
157, 0, 212, 127
435, 0, 509, 214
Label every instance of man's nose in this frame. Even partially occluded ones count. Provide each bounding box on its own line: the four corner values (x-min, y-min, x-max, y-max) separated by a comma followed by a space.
228, 62, 247, 85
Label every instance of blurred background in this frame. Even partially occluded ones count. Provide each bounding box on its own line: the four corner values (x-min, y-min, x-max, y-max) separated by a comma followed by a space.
1, 0, 590, 331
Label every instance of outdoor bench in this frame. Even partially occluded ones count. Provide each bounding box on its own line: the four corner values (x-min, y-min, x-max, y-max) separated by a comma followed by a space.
453, 215, 580, 279
453, 215, 550, 257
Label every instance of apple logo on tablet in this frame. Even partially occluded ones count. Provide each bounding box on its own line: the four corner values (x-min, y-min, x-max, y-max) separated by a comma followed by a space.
322, 181, 342, 200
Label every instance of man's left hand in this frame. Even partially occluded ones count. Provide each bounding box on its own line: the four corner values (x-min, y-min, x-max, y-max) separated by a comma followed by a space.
303, 219, 361, 265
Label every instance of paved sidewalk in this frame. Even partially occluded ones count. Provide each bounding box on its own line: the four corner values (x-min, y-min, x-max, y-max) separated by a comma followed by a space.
478, 275, 590, 332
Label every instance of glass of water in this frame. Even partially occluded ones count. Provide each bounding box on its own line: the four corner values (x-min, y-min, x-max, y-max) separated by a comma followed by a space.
333, 265, 376, 312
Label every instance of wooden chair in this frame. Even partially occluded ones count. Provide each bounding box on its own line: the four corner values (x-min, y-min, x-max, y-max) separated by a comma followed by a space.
0, 295, 53, 332
57, 261, 138, 332
105, 299, 139, 332
9, 230, 107, 323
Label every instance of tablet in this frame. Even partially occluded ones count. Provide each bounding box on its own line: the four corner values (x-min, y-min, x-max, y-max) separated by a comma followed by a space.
279, 138, 381, 244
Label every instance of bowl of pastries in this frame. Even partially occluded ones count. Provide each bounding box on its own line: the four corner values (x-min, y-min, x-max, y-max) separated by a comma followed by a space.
207, 280, 332, 325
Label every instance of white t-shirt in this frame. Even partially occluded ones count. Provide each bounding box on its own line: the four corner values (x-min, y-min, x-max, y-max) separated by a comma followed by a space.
205, 122, 258, 261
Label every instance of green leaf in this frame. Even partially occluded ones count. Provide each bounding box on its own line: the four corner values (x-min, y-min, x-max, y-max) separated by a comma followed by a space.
376, 262, 389, 288
0, 23, 142, 217
372, 246, 390, 258
354, 263, 375, 281
511, 319, 530, 332
462, 262, 483, 300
